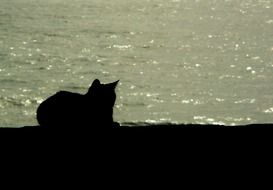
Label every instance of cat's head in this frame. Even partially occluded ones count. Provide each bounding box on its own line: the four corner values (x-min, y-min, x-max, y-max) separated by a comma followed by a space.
86, 79, 119, 107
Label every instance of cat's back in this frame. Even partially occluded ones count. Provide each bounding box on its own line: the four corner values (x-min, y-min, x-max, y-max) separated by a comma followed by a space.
36, 91, 84, 126
39, 91, 83, 108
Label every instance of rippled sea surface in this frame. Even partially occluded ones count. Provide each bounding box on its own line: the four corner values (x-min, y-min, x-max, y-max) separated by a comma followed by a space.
1, 0, 273, 127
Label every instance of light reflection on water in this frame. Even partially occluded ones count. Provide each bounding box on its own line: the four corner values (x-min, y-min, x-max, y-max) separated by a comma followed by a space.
1, 0, 273, 127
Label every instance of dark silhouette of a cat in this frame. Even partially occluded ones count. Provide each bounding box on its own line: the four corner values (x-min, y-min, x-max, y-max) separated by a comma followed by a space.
36, 79, 119, 128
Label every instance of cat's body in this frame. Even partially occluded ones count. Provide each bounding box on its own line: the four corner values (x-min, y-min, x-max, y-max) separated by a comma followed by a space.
36, 79, 119, 128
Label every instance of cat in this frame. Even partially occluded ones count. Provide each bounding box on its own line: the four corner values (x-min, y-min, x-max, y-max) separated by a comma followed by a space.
36, 79, 119, 128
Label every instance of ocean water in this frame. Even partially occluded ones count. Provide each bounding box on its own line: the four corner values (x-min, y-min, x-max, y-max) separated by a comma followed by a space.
0, 0, 273, 127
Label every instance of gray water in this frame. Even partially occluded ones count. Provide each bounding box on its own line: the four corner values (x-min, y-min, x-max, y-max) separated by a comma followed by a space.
1, 0, 273, 127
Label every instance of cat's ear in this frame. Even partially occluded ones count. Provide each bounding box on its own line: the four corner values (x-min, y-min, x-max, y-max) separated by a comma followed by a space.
91, 79, 101, 88
87, 79, 101, 94
108, 80, 119, 89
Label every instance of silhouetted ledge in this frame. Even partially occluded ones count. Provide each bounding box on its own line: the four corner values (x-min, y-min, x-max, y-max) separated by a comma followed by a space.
119, 124, 273, 128
1, 123, 272, 128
